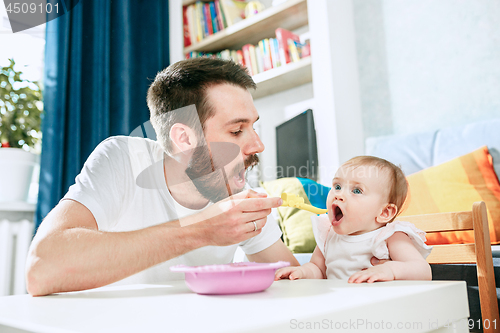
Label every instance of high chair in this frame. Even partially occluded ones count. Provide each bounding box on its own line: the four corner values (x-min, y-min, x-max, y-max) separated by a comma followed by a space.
403, 201, 500, 333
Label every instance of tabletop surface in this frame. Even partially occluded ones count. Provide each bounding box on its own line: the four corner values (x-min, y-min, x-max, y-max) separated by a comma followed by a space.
0, 279, 469, 333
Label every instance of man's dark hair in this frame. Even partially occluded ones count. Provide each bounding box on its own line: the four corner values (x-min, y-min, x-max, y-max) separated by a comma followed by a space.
147, 57, 256, 154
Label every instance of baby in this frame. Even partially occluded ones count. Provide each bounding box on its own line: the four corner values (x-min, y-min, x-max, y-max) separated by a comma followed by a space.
276, 156, 432, 283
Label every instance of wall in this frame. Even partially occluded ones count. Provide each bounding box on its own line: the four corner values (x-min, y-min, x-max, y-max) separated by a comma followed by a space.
354, 0, 500, 139
253, 83, 314, 182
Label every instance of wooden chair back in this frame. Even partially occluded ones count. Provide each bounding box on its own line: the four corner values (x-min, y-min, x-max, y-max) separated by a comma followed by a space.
403, 202, 500, 332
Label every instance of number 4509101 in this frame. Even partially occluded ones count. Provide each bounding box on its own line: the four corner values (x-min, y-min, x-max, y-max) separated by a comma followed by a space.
6, 2, 59, 14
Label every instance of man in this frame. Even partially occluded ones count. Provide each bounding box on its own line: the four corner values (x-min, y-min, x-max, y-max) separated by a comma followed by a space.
26, 58, 299, 296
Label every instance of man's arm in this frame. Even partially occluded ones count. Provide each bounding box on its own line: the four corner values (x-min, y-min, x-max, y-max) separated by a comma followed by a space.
26, 190, 282, 296
246, 239, 299, 266
26, 200, 206, 296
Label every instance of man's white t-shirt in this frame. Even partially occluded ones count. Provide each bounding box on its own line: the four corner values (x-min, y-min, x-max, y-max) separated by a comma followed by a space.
63, 136, 282, 285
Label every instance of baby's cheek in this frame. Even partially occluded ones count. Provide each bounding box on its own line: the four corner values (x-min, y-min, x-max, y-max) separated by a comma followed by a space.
326, 190, 334, 207
326, 191, 334, 218
326, 211, 333, 221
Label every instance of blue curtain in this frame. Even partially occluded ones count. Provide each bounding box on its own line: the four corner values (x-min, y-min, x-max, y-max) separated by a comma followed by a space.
36, 0, 170, 230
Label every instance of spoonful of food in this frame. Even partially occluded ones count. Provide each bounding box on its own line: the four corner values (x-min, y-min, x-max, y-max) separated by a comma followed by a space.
280, 193, 328, 215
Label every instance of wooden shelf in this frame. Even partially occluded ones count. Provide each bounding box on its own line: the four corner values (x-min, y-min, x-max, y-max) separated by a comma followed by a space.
251, 56, 312, 99
184, 0, 307, 54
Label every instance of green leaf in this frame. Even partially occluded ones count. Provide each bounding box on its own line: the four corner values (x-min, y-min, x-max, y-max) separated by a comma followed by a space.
0, 59, 43, 150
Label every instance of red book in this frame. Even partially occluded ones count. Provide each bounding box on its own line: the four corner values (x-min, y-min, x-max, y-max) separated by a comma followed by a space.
237, 50, 244, 66
204, 3, 213, 35
241, 44, 254, 76
275, 28, 300, 64
183, 6, 191, 47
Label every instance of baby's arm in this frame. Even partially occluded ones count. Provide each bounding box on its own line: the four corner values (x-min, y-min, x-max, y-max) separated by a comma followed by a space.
348, 232, 432, 283
275, 246, 327, 280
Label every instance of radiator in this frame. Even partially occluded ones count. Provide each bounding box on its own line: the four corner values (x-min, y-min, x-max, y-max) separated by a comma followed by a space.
0, 219, 34, 296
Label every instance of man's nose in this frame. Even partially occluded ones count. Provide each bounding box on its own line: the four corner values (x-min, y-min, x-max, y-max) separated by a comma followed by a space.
244, 130, 265, 155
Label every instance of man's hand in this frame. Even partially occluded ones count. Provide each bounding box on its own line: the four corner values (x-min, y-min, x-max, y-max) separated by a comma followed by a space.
182, 189, 283, 246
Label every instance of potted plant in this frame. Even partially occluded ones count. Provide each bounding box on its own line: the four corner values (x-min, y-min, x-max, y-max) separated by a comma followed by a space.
0, 59, 43, 202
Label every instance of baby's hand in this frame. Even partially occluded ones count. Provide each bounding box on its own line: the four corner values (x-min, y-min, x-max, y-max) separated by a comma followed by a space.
348, 264, 395, 283
275, 266, 304, 280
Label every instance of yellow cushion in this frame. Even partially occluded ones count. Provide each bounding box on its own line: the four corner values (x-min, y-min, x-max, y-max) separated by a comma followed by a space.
401, 146, 500, 245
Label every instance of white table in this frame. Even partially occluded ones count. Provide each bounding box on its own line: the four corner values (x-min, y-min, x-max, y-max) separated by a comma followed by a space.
0, 280, 469, 333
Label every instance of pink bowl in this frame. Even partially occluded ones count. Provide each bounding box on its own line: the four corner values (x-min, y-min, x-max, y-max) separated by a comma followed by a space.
170, 261, 290, 295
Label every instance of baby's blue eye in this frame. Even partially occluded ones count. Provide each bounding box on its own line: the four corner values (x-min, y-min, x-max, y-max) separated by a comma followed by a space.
352, 188, 362, 194
334, 184, 341, 190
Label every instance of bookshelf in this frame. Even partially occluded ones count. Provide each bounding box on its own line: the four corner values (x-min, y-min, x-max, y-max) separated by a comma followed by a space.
177, 0, 311, 100
183, 0, 307, 53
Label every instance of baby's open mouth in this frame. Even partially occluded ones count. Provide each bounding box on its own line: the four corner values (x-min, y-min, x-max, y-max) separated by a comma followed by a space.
332, 205, 344, 222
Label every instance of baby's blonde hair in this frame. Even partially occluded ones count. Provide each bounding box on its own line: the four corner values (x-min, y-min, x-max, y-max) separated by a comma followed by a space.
342, 156, 408, 222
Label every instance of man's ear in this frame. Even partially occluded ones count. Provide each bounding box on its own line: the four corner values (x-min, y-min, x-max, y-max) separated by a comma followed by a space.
169, 123, 198, 154
376, 203, 398, 224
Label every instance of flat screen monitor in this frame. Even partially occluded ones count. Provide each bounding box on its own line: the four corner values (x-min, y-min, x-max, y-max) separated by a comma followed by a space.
276, 109, 318, 180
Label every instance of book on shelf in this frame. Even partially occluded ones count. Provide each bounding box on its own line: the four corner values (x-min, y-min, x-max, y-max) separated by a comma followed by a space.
258, 40, 269, 71
214, 0, 225, 31
299, 31, 311, 58
209, 2, 219, 34
193, 2, 203, 42
242, 44, 253, 74
204, 3, 213, 36
183, 0, 248, 47
275, 28, 301, 64
185, 5, 197, 44
236, 50, 244, 64
263, 39, 273, 71
288, 39, 300, 63
301, 39, 311, 58
219, 0, 246, 26
196, 2, 207, 40
249, 44, 259, 76
269, 38, 280, 68
219, 49, 231, 60
257, 40, 265, 72
229, 50, 238, 63
183, 6, 191, 47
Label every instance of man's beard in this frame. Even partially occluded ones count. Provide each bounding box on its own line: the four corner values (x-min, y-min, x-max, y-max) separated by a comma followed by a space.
185, 144, 259, 203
